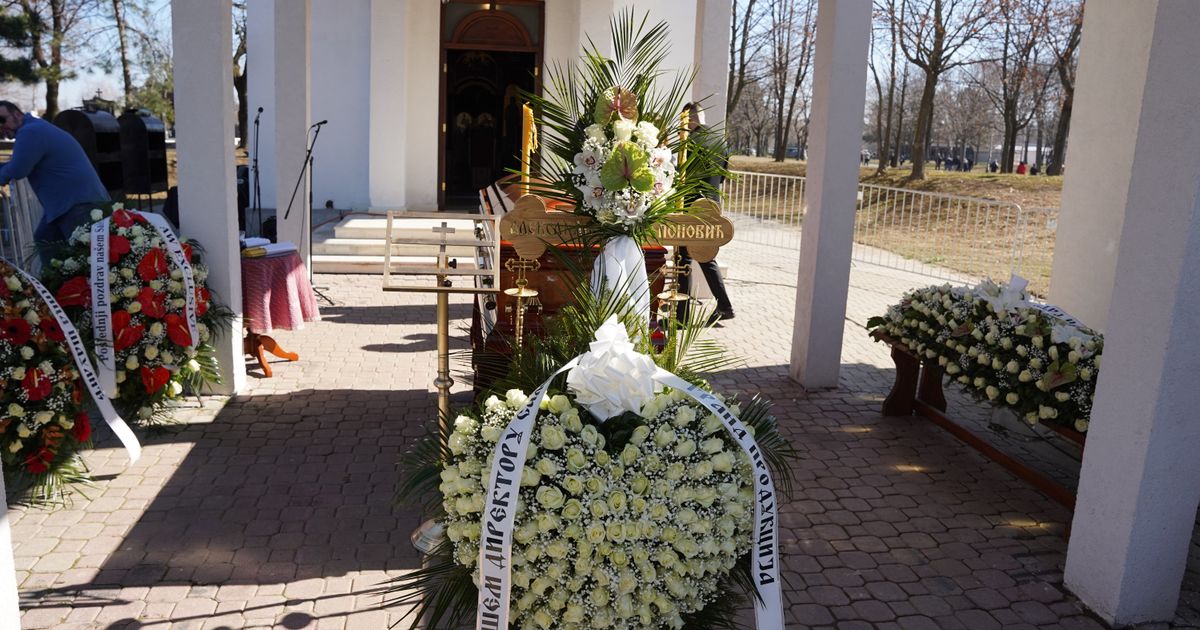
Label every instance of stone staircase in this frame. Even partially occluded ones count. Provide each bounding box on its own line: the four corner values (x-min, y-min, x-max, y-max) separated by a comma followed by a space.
312, 214, 485, 274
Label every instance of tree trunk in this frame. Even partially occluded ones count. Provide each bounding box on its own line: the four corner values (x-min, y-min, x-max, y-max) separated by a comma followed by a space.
112, 0, 133, 106
1047, 87, 1072, 176
1035, 117, 1044, 167
234, 71, 248, 149
908, 74, 937, 180
44, 79, 59, 120
891, 70, 908, 167
1001, 111, 1018, 174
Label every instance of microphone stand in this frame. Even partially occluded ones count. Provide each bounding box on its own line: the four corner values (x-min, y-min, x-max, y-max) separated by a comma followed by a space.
251, 107, 263, 237
283, 121, 334, 306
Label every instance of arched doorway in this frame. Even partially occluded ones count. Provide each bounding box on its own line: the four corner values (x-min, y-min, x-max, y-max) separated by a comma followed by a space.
440, 1, 544, 210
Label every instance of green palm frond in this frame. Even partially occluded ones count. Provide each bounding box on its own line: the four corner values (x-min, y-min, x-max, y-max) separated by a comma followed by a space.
384, 542, 478, 630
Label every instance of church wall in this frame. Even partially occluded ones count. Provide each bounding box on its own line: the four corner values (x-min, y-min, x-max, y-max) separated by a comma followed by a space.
311, 0, 372, 210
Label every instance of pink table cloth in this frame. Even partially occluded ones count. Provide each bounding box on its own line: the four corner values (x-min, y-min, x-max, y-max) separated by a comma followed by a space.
241, 252, 321, 335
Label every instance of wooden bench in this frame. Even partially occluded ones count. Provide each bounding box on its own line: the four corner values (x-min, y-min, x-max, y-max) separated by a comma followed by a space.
871, 330, 1086, 510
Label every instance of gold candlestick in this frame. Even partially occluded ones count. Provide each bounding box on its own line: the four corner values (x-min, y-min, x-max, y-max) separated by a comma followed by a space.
504, 257, 540, 348
521, 103, 537, 194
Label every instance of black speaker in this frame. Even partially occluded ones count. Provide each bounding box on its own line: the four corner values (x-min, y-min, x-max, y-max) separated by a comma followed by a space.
261, 217, 277, 242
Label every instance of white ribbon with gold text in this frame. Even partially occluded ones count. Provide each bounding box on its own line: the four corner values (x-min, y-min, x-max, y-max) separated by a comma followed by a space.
476, 365, 784, 629
6, 259, 141, 463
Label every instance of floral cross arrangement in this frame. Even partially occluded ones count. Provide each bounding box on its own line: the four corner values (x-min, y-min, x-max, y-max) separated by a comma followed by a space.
39, 203, 232, 425
1, 258, 92, 503
523, 9, 728, 244
867, 278, 1104, 432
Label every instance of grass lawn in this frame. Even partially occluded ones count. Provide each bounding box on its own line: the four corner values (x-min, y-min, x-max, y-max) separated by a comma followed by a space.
727, 156, 1061, 296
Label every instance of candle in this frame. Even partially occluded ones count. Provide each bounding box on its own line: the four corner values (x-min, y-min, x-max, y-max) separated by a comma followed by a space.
678, 109, 690, 208
521, 103, 536, 190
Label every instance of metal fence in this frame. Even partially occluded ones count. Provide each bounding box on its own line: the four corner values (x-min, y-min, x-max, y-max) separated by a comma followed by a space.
721, 170, 1052, 294
0, 180, 40, 271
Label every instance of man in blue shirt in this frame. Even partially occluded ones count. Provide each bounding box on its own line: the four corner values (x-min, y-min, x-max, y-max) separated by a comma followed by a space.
0, 100, 110, 243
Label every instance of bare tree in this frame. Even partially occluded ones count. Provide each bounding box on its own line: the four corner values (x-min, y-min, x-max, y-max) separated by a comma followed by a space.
727, 0, 766, 117
972, 0, 1055, 172
894, 0, 995, 179
233, 0, 247, 148
870, 0, 903, 174
1045, 0, 1081, 176
8, 0, 97, 118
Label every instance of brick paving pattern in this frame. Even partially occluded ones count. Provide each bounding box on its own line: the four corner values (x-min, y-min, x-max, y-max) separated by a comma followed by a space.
9, 238, 1194, 628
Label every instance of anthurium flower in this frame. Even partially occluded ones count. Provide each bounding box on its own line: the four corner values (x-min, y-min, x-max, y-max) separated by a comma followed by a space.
1038, 360, 1078, 391
109, 234, 132, 263
73, 412, 91, 442
592, 86, 638, 123
140, 365, 171, 394
22, 367, 52, 401
24, 448, 53, 474
599, 142, 655, 193
195, 287, 210, 317
1, 318, 31, 345
112, 208, 144, 228
137, 287, 167, 320
112, 311, 146, 353
137, 248, 169, 282
163, 313, 193, 348
54, 276, 90, 307
183, 243, 195, 262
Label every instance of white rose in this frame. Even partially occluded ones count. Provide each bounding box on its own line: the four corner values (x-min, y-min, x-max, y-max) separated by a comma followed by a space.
584, 124, 606, 143
90, 209, 103, 221
19, 346, 34, 360
613, 118, 635, 142
144, 345, 159, 360
1006, 392, 1019, 405
505, 389, 529, 409
3, 275, 19, 291
169, 381, 183, 396
126, 355, 139, 370
10, 368, 24, 381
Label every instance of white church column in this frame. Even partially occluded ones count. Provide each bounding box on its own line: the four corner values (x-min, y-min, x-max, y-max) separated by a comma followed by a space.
787, 0, 870, 389
1064, 1, 1200, 624
1046, 3, 1157, 331
172, 0, 245, 395
368, 0, 407, 210
246, 0, 277, 215
693, 0, 733, 127
272, 0, 312, 261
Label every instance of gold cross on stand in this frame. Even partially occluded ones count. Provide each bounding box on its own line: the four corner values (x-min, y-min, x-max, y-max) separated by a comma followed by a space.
503, 257, 541, 349
657, 250, 691, 323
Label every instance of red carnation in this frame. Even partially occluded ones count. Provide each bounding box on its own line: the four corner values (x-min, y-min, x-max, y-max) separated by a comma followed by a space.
73, 412, 91, 443
24, 449, 53, 474
0, 318, 31, 345
22, 367, 52, 401
195, 287, 210, 317
164, 313, 193, 348
138, 287, 167, 320
137, 248, 168, 282
55, 276, 91, 307
183, 243, 195, 262
40, 317, 65, 342
109, 234, 132, 263
112, 208, 145, 228
140, 365, 170, 394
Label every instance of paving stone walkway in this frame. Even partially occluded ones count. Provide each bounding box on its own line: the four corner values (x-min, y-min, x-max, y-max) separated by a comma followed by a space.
8, 237, 1192, 629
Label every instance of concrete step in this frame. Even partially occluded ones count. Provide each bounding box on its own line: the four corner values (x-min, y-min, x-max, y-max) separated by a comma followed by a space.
311, 254, 482, 275
312, 238, 480, 258
333, 217, 479, 240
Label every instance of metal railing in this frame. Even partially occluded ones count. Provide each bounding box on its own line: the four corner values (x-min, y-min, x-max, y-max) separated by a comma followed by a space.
722, 170, 1047, 293
0, 180, 41, 271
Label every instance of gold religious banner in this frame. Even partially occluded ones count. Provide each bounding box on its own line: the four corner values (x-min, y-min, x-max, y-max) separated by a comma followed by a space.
651, 198, 735, 262
499, 194, 591, 259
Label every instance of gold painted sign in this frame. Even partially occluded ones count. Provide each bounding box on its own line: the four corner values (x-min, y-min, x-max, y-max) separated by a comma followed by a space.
652, 199, 734, 263
500, 195, 591, 259
499, 195, 734, 262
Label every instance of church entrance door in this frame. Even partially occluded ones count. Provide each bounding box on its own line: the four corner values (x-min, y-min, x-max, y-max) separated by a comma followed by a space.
440, 3, 543, 210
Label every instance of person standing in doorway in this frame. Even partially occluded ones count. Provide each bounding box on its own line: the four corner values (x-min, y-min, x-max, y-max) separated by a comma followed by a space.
0, 101, 110, 244
677, 102, 735, 326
